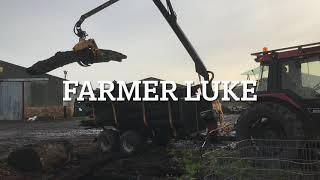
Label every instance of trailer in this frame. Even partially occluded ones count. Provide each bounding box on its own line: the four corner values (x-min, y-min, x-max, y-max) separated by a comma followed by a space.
93, 79, 209, 154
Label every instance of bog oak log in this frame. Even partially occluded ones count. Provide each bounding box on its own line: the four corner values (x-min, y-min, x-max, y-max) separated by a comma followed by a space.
7, 140, 73, 172
26, 48, 127, 75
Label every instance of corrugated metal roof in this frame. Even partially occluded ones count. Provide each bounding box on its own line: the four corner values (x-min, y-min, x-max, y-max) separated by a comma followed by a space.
0, 78, 49, 82
0, 60, 64, 81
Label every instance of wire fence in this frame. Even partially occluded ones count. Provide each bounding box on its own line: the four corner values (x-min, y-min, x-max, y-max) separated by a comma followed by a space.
203, 139, 320, 180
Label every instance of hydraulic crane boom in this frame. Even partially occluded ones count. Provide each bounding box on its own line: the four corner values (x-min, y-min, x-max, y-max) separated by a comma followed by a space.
74, 0, 212, 82
153, 0, 210, 81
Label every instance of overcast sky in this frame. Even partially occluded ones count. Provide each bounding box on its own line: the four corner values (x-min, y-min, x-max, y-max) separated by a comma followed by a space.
1, 0, 320, 83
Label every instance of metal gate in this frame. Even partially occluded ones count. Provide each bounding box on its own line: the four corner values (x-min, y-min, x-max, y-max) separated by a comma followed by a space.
0, 81, 23, 120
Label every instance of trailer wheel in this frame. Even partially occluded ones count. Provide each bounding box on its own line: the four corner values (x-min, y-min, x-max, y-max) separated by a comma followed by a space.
97, 129, 119, 153
236, 103, 304, 140
120, 130, 144, 154
152, 128, 170, 146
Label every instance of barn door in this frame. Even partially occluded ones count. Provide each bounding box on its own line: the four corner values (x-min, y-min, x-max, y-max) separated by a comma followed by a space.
0, 82, 23, 120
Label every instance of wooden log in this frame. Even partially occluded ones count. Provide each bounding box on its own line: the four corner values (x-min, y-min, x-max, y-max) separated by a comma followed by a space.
26, 48, 127, 75
7, 140, 73, 172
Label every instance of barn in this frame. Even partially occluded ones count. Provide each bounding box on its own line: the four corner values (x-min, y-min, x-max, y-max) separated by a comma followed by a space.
0, 60, 73, 120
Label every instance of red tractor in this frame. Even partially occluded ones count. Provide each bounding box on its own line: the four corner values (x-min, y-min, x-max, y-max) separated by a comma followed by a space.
236, 43, 320, 140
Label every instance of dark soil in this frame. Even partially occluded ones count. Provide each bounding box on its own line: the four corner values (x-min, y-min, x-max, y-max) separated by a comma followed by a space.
0, 115, 239, 179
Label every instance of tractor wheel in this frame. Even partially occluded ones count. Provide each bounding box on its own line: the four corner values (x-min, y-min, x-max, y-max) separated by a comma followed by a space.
152, 128, 170, 146
97, 129, 119, 153
120, 130, 144, 154
236, 103, 305, 162
236, 103, 304, 140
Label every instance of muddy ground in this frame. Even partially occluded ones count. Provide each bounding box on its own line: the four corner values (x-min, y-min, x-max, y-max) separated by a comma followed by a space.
0, 115, 238, 179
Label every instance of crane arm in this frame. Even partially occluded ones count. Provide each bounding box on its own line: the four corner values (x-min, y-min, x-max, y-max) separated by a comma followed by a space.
74, 0, 120, 39
152, 0, 217, 134
74, 0, 211, 81
152, 0, 210, 81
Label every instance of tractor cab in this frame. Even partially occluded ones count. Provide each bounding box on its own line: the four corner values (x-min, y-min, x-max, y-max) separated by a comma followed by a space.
253, 43, 320, 109
254, 43, 320, 100
236, 42, 320, 140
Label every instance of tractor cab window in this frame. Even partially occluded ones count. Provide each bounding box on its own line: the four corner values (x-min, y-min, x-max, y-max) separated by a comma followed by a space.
257, 65, 269, 92
301, 58, 320, 97
281, 57, 320, 99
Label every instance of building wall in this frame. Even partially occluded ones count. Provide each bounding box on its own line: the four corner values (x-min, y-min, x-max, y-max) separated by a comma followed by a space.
0, 60, 72, 120
48, 77, 63, 106
0, 81, 23, 120
23, 78, 63, 107
23, 78, 65, 119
